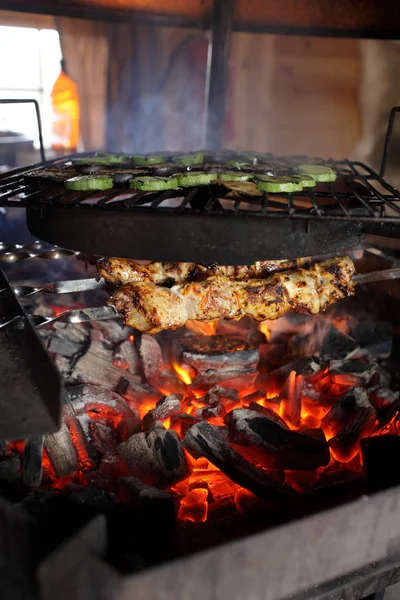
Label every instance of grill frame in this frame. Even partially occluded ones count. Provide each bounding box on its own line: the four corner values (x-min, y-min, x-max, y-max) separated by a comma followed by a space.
1, 154, 400, 261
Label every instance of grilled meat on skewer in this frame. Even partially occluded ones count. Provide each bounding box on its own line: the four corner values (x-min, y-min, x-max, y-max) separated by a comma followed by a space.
97, 257, 312, 287
108, 256, 355, 334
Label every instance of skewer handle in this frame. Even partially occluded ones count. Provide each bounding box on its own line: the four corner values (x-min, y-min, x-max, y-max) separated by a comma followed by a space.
354, 267, 400, 286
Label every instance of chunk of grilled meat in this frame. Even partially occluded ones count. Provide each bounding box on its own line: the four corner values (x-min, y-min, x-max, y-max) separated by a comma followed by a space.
109, 256, 355, 334
97, 257, 311, 287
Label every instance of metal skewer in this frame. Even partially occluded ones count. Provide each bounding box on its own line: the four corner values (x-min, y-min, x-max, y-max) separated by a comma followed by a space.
12, 277, 106, 297
2, 267, 400, 332
353, 267, 400, 285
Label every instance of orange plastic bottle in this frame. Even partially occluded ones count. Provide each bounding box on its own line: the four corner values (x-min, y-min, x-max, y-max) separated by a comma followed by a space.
51, 59, 80, 151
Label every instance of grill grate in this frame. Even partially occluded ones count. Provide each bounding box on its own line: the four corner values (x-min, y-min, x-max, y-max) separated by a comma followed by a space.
0, 155, 400, 222
1, 151, 400, 262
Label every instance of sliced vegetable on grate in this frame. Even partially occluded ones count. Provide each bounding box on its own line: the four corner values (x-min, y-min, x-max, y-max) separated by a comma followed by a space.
72, 153, 132, 165
177, 172, 218, 187
256, 175, 303, 193
173, 151, 204, 167
65, 175, 114, 191
217, 171, 254, 182
294, 163, 337, 182
133, 155, 166, 166
129, 176, 179, 191
294, 174, 317, 188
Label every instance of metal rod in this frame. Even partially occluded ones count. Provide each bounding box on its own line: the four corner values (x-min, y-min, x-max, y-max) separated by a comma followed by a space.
0, 99, 46, 164
380, 106, 400, 178
205, 0, 234, 148
353, 267, 400, 285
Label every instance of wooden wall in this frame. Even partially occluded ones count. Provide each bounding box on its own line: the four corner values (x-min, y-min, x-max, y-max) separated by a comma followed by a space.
228, 34, 361, 159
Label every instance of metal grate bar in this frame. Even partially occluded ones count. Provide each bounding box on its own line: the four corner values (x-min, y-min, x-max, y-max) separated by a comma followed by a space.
151, 190, 175, 207
347, 160, 400, 216
2, 153, 400, 224
179, 188, 198, 211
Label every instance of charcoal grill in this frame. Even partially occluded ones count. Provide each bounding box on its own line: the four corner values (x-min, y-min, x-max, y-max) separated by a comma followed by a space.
1, 3, 400, 600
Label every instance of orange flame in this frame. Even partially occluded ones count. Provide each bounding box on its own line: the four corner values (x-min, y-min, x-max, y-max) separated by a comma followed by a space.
185, 320, 218, 336
259, 321, 271, 341
172, 360, 193, 385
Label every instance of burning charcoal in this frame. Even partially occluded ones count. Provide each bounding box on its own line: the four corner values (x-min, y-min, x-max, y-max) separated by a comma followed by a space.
287, 332, 318, 358
258, 343, 287, 371
23, 435, 44, 487
321, 387, 370, 437
329, 360, 377, 384
349, 321, 393, 359
175, 335, 259, 373
189, 367, 258, 396
0, 454, 20, 484
89, 421, 117, 454
234, 487, 261, 514
67, 384, 141, 444
243, 390, 281, 412
117, 379, 162, 410
183, 421, 293, 500
68, 384, 139, 421
170, 413, 202, 437
248, 402, 288, 429
117, 422, 190, 487
243, 389, 266, 403
192, 404, 225, 419
67, 484, 116, 511
71, 338, 146, 392
369, 387, 400, 427
44, 421, 79, 477
280, 372, 304, 428
118, 475, 151, 502
113, 340, 141, 376
154, 369, 188, 396
202, 385, 239, 407
248, 328, 268, 347
84, 470, 115, 493
361, 435, 400, 488
92, 319, 133, 344
54, 354, 74, 382
329, 400, 377, 462
265, 357, 320, 391
142, 394, 182, 430
319, 326, 359, 361
178, 488, 209, 523
225, 409, 330, 470
99, 452, 125, 478
138, 335, 164, 384
45, 401, 97, 476
118, 476, 175, 526
47, 322, 90, 358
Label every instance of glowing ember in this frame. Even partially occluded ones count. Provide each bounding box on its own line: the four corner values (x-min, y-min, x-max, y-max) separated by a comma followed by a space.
178, 488, 209, 523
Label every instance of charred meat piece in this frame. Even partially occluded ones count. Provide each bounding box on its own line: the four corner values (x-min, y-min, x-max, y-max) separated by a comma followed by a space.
109, 256, 355, 334
97, 257, 311, 286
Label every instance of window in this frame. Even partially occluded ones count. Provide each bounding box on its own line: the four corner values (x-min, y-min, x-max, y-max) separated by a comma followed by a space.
0, 25, 62, 147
